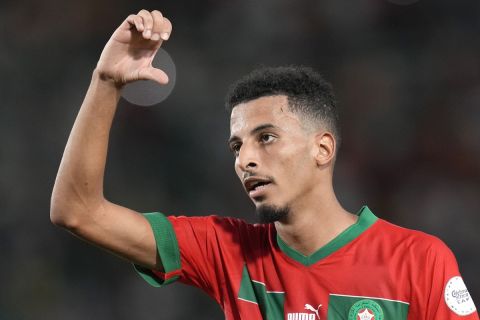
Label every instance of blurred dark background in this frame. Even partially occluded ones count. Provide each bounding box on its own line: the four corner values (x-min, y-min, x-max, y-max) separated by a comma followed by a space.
1, 0, 479, 319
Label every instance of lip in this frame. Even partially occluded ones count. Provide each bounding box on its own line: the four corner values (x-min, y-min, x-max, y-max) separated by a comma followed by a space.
243, 176, 273, 199
248, 183, 272, 198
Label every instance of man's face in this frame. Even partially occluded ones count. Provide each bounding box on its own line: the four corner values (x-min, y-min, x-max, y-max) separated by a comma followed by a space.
229, 95, 319, 219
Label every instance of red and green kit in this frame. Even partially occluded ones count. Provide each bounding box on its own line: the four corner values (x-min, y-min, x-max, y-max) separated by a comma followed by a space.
135, 206, 478, 320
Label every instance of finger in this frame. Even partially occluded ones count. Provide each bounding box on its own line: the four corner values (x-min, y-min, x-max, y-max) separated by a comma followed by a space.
139, 67, 169, 85
150, 10, 164, 41
137, 9, 153, 39
126, 14, 144, 32
160, 17, 172, 41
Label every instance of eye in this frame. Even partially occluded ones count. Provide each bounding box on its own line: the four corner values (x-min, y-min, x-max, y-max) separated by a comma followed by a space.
230, 142, 241, 156
260, 133, 275, 144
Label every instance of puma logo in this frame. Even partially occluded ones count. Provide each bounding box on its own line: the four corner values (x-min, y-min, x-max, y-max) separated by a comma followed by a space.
287, 303, 322, 320
304, 304, 322, 320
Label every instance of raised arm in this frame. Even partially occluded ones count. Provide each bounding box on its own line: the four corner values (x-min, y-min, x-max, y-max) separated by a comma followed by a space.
50, 10, 172, 271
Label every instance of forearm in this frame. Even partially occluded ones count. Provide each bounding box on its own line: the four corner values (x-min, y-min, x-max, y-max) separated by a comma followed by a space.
51, 70, 121, 226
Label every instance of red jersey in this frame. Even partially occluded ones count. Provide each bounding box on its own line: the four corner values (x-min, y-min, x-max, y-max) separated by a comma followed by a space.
134, 206, 478, 320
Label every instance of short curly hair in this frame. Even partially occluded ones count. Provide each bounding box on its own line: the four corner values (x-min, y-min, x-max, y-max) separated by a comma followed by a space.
225, 66, 341, 149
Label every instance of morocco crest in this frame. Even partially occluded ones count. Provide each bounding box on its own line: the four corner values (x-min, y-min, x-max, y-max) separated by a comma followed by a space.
348, 300, 384, 320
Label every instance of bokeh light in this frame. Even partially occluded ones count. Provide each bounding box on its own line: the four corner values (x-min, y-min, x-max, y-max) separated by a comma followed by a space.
121, 48, 176, 106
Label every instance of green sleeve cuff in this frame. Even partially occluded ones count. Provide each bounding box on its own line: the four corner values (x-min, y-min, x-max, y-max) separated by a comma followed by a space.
133, 212, 181, 287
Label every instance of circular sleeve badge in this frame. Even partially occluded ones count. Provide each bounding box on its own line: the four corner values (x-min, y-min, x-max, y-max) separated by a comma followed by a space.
444, 276, 477, 316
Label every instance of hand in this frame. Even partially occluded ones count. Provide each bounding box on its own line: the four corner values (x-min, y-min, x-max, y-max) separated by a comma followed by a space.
96, 10, 172, 87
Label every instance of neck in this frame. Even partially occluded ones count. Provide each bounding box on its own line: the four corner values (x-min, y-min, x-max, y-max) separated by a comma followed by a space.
274, 185, 357, 257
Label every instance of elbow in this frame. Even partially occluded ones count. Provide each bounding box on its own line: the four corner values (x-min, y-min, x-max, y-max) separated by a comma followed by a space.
50, 204, 77, 230
50, 210, 69, 228
50, 195, 81, 230
50, 183, 105, 231
50, 193, 105, 231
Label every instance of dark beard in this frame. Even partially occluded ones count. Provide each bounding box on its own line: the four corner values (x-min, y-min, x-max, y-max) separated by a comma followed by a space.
256, 204, 290, 224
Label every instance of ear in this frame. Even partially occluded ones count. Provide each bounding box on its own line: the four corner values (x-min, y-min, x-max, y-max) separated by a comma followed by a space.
312, 132, 335, 166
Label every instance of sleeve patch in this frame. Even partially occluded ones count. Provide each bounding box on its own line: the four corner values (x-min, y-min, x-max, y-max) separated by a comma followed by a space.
444, 276, 477, 316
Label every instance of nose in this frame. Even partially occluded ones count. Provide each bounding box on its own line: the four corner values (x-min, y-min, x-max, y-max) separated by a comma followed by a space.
236, 142, 258, 172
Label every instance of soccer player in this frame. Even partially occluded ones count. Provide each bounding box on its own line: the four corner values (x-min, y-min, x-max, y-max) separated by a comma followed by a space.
50, 9, 478, 320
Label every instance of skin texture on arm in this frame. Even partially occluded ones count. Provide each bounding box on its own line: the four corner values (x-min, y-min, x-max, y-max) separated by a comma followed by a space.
50, 10, 172, 271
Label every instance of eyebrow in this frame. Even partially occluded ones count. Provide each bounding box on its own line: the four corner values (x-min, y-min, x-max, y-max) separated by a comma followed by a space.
228, 123, 279, 145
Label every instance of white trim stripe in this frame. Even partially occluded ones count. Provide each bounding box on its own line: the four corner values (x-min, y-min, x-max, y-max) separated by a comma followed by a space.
252, 280, 265, 286
251, 280, 284, 294
238, 297, 258, 305
330, 293, 410, 305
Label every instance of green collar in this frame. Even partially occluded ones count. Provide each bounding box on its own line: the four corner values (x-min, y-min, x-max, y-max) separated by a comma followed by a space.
276, 206, 378, 266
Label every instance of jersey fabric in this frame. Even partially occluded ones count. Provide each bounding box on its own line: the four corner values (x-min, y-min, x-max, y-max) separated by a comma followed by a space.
134, 206, 478, 320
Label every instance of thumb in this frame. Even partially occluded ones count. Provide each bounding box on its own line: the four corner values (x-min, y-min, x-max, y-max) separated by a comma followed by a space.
138, 67, 169, 85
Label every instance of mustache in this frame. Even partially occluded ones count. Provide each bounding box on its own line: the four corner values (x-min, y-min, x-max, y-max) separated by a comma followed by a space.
242, 171, 275, 183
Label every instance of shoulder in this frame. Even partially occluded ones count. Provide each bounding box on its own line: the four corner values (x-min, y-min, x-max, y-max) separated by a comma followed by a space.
168, 214, 270, 237
167, 215, 273, 260
373, 218, 455, 260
